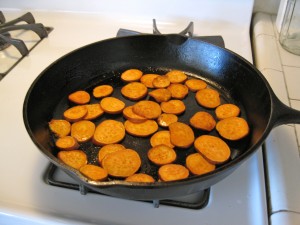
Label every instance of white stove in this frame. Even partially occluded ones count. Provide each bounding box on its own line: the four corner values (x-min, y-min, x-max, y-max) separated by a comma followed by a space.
0, 0, 291, 224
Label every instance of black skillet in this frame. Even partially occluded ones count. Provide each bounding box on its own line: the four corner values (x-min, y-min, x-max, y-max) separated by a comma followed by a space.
23, 34, 300, 200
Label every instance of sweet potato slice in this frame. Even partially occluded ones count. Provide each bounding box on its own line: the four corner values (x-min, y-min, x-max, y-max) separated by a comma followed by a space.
157, 113, 178, 127
93, 120, 125, 146
49, 119, 71, 138
167, 83, 189, 99
100, 97, 125, 114
158, 164, 189, 182
189, 111, 216, 131
57, 150, 87, 170
83, 103, 104, 120
216, 117, 249, 140
55, 136, 79, 151
102, 149, 141, 178
63, 105, 87, 122
132, 100, 161, 119
124, 119, 158, 137
215, 103, 240, 120
98, 144, 126, 164
121, 82, 148, 100
147, 144, 177, 166
169, 122, 195, 148
68, 90, 90, 105
150, 130, 174, 148
195, 88, 221, 108
79, 164, 108, 181
140, 74, 159, 88
160, 100, 186, 115
71, 120, 96, 143
194, 135, 231, 164
165, 70, 187, 84
152, 75, 170, 88
93, 85, 113, 98
186, 153, 215, 175
121, 69, 143, 82
148, 88, 172, 102
125, 173, 155, 183
185, 79, 207, 92
123, 106, 147, 123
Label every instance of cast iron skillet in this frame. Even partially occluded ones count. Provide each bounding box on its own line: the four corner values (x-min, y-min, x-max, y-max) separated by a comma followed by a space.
23, 34, 300, 200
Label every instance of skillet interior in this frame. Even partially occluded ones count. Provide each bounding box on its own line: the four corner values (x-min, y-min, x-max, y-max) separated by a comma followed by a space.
23, 35, 272, 200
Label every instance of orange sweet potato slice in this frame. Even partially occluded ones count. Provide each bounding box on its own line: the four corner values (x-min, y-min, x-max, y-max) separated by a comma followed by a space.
68, 90, 90, 104
122, 105, 147, 123
57, 150, 87, 170
186, 153, 216, 175
167, 83, 189, 99
165, 70, 187, 84
169, 122, 195, 148
157, 113, 178, 127
216, 117, 249, 140
79, 164, 108, 181
215, 103, 240, 120
185, 79, 207, 92
152, 75, 170, 88
98, 144, 126, 164
124, 119, 158, 137
150, 130, 174, 148
147, 144, 177, 166
158, 164, 189, 182
132, 100, 162, 119
100, 97, 125, 114
55, 136, 79, 151
102, 149, 141, 178
194, 135, 231, 164
160, 100, 186, 115
93, 85, 113, 98
121, 82, 148, 100
83, 103, 104, 120
140, 74, 159, 88
93, 120, 126, 146
148, 88, 172, 102
63, 105, 87, 122
125, 173, 155, 183
121, 69, 143, 82
189, 111, 216, 131
195, 88, 221, 108
49, 119, 71, 138
71, 120, 95, 143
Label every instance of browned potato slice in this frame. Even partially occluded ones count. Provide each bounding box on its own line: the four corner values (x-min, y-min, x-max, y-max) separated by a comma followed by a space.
98, 144, 126, 164
125, 173, 155, 183
169, 122, 195, 148
83, 103, 104, 120
55, 136, 79, 151
121, 82, 148, 100
68, 90, 90, 105
157, 113, 178, 127
102, 149, 141, 178
216, 117, 249, 140
150, 130, 174, 148
124, 120, 158, 137
49, 119, 71, 138
132, 100, 162, 119
195, 88, 221, 108
165, 70, 187, 84
100, 97, 125, 114
158, 164, 189, 181
63, 105, 87, 122
189, 111, 216, 131
160, 100, 186, 115
152, 75, 170, 88
79, 164, 108, 181
194, 135, 231, 164
167, 83, 189, 99
140, 74, 159, 88
71, 120, 96, 143
215, 103, 240, 120
186, 153, 215, 175
185, 79, 207, 92
93, 120, 126, 146
93, 85, 113, 98
148, 88, 172, 102
147, 144, 177, 166
57, 150, 87, 170
121, 69, 143, 82
122, 106, 147, 123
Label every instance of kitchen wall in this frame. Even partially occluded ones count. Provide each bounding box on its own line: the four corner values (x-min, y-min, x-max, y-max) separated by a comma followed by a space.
253, 0, 281, 14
